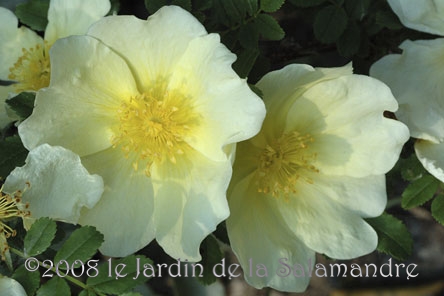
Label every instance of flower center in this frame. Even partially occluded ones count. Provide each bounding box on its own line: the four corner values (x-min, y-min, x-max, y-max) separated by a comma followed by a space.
112, 83, 200, 176
254, 131, 318, 198
0, 185, 31, 260
8, 42, 51, 93
0, 185, 31, 235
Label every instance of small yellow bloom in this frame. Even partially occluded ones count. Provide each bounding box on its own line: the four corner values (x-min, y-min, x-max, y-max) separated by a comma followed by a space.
18, 6, 266, 259
0, 185, 30, 261
227, 64, 409, 292
0, 0, 111, 126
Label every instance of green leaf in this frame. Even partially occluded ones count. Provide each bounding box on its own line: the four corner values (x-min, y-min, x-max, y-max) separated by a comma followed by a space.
12, 264, 41, 296
254, 13, 285, 40
0, 135, 28, 179
233, 0, 254, 18
232, 48, 260, 78
431, 194, 444, 225
345, 0, 370, 20
260, 0, 285, 12
24, 217, 57, 257
193, 0, 213, 11
314, 5, 348, 43
5, 92, 35, 119
221, 0, 243, 23
336, 21, 361, 57
400, 154, 427, 182
36, 277, 70, 296
366, 213, 413, 261
79, 290, 98, 296
288, 0, 326, 7
375, 10, 403, 30
54, 226, 104, 269
172, 0, 192, 11
15, 0, 50, 31
242, 0, 258, 16
239, 23, 259, 49
402, 174, 439, 209
198, 235, 224, 285
210, 0, 231, 27
87, 255, 152, 294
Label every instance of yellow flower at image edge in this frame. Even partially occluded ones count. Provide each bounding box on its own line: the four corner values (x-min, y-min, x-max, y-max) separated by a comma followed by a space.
226, 64, 409, 292
0, 185, 30, 261
18, 6, 266, 260
0, 0, 111, 126
0, 277, 27, 296
371, 0, 444, 183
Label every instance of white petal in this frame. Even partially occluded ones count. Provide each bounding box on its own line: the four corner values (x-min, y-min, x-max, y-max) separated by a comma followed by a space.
3, 144, 104, 225
310, 174, 387, 218
168, 34, 265, 162
0, 7, 43, 80
0, 277, 27, 296
79, 147, 156, 257
371, 38, 444, 142
151, 150, 231, 261
415, 140, 444, 183
44, 0, 110, 45
299, 74, 409, 177
18, 35, 139, 155
227, 175, 314, 292
388, 0, 444, 35
280, 182, 379, 259
87, 6, 208, 91
256, 63, 353, 139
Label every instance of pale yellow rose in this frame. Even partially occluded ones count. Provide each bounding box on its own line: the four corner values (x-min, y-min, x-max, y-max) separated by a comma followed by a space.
227, 64, 409, 292
19, 6, 266, 259
0, 0, 110, 126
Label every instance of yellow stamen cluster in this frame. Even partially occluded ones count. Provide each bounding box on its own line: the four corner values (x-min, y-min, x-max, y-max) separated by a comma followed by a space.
112, 82, 200, 176
255, 131, 319, 199
8, 42, 51, 93
0, 184, 31, 260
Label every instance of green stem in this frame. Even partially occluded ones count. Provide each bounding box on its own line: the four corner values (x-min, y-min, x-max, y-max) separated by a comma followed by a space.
9, 247, 106, 296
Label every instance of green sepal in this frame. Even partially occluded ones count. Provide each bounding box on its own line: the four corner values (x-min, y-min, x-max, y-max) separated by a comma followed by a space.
15, 0, 50, 31
5, 92, 35, 120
